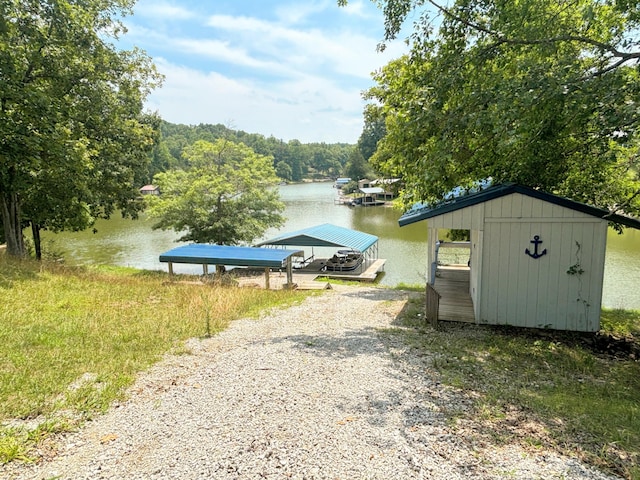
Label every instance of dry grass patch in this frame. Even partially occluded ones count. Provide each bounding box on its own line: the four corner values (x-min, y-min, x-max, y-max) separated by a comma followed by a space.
0, 256, 307, 463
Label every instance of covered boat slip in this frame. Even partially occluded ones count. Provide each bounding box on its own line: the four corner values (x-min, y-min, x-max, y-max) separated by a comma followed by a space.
159, 244, 303, 288
256, 223, 386, 282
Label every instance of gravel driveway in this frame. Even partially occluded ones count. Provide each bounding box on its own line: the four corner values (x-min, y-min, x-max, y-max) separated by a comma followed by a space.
4, 286, 621, 479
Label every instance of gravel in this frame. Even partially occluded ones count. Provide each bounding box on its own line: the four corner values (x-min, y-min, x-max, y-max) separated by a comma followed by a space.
3, 285, 622, 480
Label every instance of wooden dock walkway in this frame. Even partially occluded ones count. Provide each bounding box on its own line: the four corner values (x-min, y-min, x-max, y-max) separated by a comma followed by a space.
433, 266, 476, 323
295, 258, 386, 282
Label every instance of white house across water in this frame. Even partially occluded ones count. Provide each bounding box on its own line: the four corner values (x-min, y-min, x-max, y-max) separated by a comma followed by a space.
399, 183, 640, 332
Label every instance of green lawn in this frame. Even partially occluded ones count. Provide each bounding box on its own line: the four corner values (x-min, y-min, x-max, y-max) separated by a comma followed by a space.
0, 256, 307, 463
389, 297, 640, 479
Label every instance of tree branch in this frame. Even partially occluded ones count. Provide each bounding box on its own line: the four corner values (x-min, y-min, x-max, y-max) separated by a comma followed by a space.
425, 0, 640, 65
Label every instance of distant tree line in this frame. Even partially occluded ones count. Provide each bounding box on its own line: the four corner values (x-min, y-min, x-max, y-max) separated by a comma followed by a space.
146, 121, 365, 184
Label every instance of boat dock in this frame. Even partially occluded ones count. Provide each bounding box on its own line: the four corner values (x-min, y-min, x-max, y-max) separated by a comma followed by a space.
296, 258, 386, 282
233, 258, 386, 289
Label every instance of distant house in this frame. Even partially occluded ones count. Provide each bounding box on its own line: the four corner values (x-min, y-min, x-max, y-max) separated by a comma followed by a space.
357, 178, 400, 202
334, 177, 351, 189
371, 178, 400, 201
399, 183, 640, 332
358, 179, 372, 189
140, 185, 160, 195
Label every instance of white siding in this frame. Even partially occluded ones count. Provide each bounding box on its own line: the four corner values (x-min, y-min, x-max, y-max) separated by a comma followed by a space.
428, 203, 485, 230
478, 194, 606, 331
470, 229, 483, 318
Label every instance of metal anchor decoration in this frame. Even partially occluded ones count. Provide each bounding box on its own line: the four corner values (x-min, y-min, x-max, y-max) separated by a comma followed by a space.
525, 235, 547, 259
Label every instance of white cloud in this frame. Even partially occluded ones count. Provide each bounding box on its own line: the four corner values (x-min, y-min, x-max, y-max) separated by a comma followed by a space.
173, 38, 278, 70
273, 0, 333, 25
203, 13, 399, 79
147, 59, 371, 143
125, 1, 409, 143
133, 1, 194, 21
339, 0, 372, 18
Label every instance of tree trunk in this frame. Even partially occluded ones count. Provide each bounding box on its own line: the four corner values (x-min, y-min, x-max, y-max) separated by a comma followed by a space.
31, 222, 42, 260
0, 192, 26, 257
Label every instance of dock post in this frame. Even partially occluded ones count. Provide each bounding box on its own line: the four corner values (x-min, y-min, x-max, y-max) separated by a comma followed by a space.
264, 267, 270, 289
286, 258, 294, 288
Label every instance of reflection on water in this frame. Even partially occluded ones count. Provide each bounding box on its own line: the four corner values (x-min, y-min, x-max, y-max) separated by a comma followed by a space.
43, 182, 640, 309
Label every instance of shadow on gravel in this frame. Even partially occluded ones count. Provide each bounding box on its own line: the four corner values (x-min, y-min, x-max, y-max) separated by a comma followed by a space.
269, 327, 389, 359
266, 288, 417, 360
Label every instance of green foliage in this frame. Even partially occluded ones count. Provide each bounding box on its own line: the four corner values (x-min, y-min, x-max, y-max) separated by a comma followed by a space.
446, 229, 470, 241
601, 308, 640, 338
341, 180, 360, 195
344, 147, 373, 181
147, 139, 285, 245
365, 0, 640, 219
0, 0, 163, 257
357, 106, 386, 162
156, 121, 353, 182
275, 160, 293, 181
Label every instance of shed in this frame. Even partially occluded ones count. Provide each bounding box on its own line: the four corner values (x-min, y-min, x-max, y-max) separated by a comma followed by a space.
399, 183, 640, 331
140, 184, 160, 195
159, 244, 303, 288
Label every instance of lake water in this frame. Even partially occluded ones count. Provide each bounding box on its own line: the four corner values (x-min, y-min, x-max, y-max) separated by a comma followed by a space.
43, 182, 640, 309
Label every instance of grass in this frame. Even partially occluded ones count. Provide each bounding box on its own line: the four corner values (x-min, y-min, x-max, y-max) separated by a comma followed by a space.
0, 255, 307, 464
3, 254, 639, 478
390, 295, 640, 479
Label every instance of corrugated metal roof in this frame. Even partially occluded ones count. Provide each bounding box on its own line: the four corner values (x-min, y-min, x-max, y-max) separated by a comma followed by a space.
256, 223, 378, 252
159, 244, 303, 268
399, 182, 640, 229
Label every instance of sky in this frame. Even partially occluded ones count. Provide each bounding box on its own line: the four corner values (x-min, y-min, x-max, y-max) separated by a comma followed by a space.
118, 0, 411, 144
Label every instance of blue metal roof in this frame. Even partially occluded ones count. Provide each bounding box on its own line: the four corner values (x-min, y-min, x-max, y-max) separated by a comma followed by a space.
256, 223, 378, 252
159, 244, 303, 268
399, 183, 640, 229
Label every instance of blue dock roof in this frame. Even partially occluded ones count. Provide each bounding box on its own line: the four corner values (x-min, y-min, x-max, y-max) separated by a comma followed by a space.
256, 223, 378, 253
159, 244, 303, 268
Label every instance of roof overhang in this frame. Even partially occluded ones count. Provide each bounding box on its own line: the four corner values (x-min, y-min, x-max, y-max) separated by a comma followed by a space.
399, 183, 640, 230
159, 244, 303, 268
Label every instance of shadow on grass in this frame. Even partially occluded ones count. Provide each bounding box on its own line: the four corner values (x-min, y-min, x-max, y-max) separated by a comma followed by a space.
0, 256, 39, 289
387, 305, 640, 479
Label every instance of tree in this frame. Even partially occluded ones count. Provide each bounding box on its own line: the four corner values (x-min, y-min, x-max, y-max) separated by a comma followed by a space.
344, 148, 372, 181
0, 0, 162, 258
147, 139, 285, 245
275, 161, 293, 181
352, 0, 640, 219
357, 106, 386, 162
